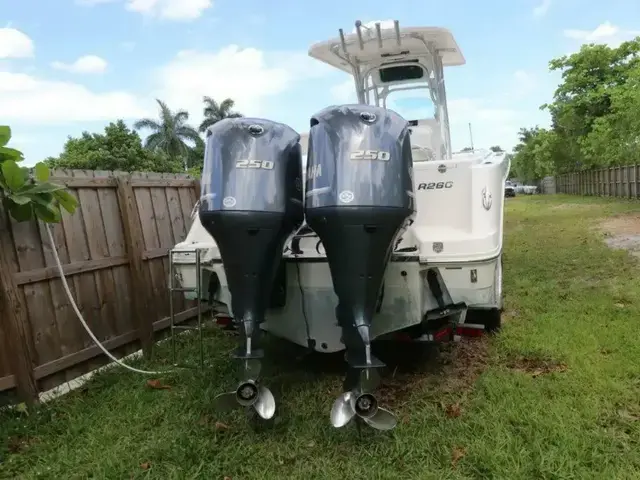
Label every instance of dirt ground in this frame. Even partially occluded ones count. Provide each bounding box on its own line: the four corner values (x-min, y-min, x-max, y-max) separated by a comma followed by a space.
551, 203, 602, 212
599, 213, 640, 258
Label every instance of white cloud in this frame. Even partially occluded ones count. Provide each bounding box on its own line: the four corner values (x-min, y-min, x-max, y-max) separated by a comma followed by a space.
76, 0, 212, 20
0, 71, 149, 123
533, 0, 552, 18
445, 97, 526, 150
0, 42, 336, 161
126, 0, 212, 20
564, 21, 640, 47
1, 37, 332, 130
0, 28, 34, 58
154, 46, 331, 126
448, 98, 518, 125
509, 70, 538, 99
51, 55, 108, 74
330, 78, 356, 103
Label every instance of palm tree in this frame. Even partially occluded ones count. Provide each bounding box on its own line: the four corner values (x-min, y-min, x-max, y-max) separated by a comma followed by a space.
134, 99, 203, 170
198, 96, 243, 133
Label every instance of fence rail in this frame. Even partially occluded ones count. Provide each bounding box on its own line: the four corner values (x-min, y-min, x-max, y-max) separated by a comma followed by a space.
555, 164, 640, 197
0, 169, 203, 404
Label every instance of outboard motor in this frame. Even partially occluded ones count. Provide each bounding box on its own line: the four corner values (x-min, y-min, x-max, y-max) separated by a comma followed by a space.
199, 117, 304, 421
305, 104, 415, 431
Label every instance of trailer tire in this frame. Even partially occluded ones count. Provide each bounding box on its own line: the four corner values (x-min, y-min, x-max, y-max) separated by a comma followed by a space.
467, 308, 501, 334
479, 308, 501, 333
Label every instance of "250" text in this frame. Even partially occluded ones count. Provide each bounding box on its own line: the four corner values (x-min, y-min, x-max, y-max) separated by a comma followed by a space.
349, 150, 391, 161
236, 159, 274, 169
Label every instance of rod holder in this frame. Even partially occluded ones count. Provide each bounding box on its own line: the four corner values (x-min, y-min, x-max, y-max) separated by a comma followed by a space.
355, 20, 365, 50
375, 22, 383, 48
339, 28, 348, 55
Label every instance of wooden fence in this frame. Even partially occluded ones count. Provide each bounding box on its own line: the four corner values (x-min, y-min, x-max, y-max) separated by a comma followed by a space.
555, 164, 640, 197
0, 169, 204, 404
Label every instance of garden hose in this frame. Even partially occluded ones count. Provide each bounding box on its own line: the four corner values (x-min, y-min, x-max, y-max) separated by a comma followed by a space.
45, 223, 176, 375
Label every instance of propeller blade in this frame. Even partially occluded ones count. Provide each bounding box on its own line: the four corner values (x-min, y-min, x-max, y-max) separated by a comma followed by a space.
213, 391, 238, 411
330, 392, 356, 428
253, 385, 276, 420
362, 407, 397, 431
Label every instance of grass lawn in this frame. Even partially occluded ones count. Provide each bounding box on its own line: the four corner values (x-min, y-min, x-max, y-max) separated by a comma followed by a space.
3, 194, 640, 479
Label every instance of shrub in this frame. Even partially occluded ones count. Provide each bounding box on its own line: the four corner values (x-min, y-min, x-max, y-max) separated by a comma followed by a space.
0, 126, 78, 223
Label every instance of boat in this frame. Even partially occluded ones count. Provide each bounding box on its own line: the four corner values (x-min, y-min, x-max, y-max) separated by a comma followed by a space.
170, 19, 510, 431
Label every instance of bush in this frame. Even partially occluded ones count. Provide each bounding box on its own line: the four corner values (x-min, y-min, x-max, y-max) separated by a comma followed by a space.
0, 126, 78, 223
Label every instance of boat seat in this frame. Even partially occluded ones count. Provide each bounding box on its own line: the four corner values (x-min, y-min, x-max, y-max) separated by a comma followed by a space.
409, 118, 443, 162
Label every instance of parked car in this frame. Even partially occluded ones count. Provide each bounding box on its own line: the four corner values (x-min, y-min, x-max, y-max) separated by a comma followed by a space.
505, 180, 516, 197
512, 183, 538, 195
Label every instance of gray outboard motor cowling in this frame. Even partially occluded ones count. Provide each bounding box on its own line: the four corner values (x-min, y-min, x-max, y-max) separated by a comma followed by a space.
304, 104, 415, 369
199, 117, 304, 360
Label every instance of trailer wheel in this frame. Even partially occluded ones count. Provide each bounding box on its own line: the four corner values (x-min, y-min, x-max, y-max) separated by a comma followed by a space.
479, 308, 501, 333
466, 308, 501, 334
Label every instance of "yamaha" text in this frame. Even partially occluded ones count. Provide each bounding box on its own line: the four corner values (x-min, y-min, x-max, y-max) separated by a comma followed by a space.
306, 163, 322, 180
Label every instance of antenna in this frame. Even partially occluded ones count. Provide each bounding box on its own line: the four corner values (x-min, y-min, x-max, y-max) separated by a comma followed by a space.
468, 122, 474, 151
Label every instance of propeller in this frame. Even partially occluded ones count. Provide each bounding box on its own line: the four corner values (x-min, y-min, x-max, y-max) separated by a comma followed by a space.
330, 391, 397, 431
213, 358, 276, 420
330, 368, 397, 431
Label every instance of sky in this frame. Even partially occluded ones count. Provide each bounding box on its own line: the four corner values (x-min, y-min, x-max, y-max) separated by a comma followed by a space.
2, 0, 640, 166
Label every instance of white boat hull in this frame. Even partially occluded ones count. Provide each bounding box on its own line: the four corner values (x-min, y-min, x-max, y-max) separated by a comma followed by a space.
172, 249, 502, 353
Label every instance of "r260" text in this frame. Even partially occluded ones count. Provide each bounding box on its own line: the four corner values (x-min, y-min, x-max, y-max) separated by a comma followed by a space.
417, 182, 453, 190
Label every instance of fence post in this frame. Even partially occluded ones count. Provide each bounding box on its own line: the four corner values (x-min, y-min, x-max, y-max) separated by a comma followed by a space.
0, 216, 38, 404
115, 175, 154, 358
192, 178, 201, 202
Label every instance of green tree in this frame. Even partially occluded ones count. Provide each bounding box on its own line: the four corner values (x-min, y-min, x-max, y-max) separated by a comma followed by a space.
186, 141, 205, 172
578, 63, 640, 167
46, 120, 183, 173
489, 145, 504, 152
512, 36, 640, 176
198, 97, 242, 133
1, 126, 77, 223
134, 99, 203, 170
544, 40, 640, 132
510, 127, 559, 182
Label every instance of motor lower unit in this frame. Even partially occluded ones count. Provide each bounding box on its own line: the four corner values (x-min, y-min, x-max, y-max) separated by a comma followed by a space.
305, 104, 416, 430
199, 117, 304, 419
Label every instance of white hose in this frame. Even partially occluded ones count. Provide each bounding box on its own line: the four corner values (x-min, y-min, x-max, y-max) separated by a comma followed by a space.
45, 223, 175, 375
